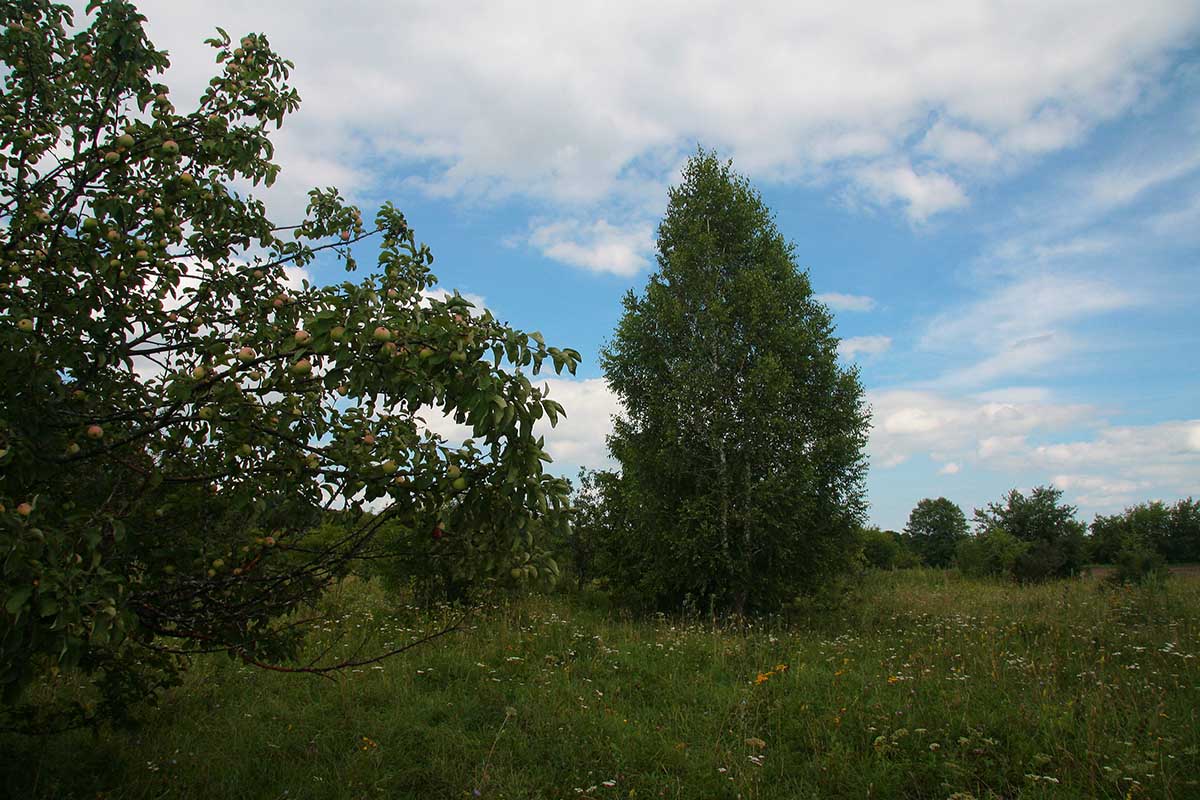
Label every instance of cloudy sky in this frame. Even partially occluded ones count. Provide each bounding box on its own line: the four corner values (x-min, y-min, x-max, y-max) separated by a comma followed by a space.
100, 1, 1199, 529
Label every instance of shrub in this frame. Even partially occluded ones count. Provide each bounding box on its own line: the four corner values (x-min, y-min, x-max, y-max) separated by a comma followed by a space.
1109, 534, 1167, 585
956, 528, 1029, 579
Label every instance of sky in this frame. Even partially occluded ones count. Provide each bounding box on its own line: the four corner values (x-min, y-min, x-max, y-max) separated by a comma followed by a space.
87, 1, 1200, 531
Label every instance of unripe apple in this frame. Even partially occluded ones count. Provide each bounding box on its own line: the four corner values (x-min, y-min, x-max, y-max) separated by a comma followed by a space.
153, 206, 165, 219
291, 358, 312, 375
212, 559, 224, 569
162, 139, 179, 155
372, 326, 392, 342
419, 347, 434, 359
65, 442, 80, 456
86, 424, 104, 440
294, 329, 312, 345
336, 384, 348, 396
263, 536, 276, 547
382, 341, 397, 356
104, 151, 119, 164
450, 350, 467, 363
191, 365, 207, 381
198, 406, 216, 421
362, 434, 375, 445
135, 249, 149, 261
340, 230, 351, 241
330, 325, 346, 340
17, 318, 34, 333
16, 502, 32, 517
237, 346, 256, 362
239, 444, 253, 456
118, 133, 135, 148
105, 229, 120, 242
452, 477, 468, 491
447, 465, 461, 479
381, 459, 397, 473
82, 217, 99, 231
179, 172, 194, 186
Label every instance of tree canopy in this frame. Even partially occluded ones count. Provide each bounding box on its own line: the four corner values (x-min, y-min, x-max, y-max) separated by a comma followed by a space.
599, 150, 869, 613
904, 497, 968, 568
0, 0, 576, 731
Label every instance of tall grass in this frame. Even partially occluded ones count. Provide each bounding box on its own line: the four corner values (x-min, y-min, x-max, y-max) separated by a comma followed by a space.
3, 570, 1198, 799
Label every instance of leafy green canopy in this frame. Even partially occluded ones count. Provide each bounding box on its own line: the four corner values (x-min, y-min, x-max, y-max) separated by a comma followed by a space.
0, 0, 578, 731
904, 497, 968, 568
600, 151, 869, 613
972, 486, 1086, 581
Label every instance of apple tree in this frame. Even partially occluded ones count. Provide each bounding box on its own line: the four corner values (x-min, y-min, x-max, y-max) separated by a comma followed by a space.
599, 150, 869, 614
0, 0, 578, 731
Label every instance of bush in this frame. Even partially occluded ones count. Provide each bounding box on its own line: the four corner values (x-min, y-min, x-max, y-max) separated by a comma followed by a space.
859, 527, 901, 570
1109, 534, 1167, 585
956, 529, 1029, 579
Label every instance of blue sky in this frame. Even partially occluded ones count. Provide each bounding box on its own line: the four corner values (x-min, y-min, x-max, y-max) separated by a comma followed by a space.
112, 0, 1199, 530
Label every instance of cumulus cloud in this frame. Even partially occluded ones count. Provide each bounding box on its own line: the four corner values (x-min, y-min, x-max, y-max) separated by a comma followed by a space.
73, 0, 1199, 252
839, 335, 892, 360
817, 292, 877, 312
526, 219, 655, 276
854, 162, 968, 222
868, 387, 1096, 469
870, 384, 1199, 514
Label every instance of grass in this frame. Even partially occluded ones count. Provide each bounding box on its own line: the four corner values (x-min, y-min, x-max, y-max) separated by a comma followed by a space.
3, 569, 1198, 799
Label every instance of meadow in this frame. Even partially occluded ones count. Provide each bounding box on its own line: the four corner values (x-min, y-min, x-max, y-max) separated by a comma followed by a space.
3, 569, 1198, 800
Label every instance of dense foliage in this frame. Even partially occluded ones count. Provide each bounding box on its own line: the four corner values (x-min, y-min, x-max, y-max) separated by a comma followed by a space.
903, 497, 968, 568
971, 486, 1086, 581
599, 151, 869, 614
0, 0, 577, 731
1089, 498, 1200, 565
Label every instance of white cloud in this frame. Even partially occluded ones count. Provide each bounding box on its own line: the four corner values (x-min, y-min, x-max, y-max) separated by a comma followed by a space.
534, 378, 622, 470
919, 121, 998, 167
854, 162, 968, 222
817, 292, 877, 312
526, 219, 654, 276
868, 387, 1096, 469
74, 0, 1198, 242
938, 462, 961, 475
839, 335, 892, 360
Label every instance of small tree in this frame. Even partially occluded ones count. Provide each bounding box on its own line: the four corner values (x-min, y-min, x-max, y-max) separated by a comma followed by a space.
973, 486, 1085, 581
0, 1, 578, 731
600, 150, 869, 614
904, 497, 968, 568
859, 526, 901, 570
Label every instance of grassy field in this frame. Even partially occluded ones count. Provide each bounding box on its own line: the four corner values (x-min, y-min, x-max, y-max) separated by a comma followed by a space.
3, 569, 1198, 799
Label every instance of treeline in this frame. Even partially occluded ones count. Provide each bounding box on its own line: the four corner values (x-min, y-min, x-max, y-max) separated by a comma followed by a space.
855, 488, 1198, 583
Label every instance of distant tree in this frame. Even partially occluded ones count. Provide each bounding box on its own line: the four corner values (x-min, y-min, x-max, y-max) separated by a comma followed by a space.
1167, 498, 1200, 563
956, 528, 1028, 579
859, 527, 901, 570
904, 498, 968, 568
599, 150, 869, 614
973, 486, 1085, 581
1089, 498, 1200, 564
565, 469, 627, 590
